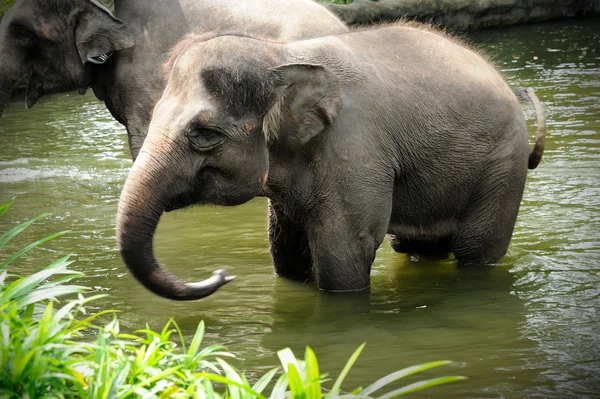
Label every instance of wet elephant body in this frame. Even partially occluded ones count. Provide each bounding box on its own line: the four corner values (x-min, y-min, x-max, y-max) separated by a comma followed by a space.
116, 23, 546, 299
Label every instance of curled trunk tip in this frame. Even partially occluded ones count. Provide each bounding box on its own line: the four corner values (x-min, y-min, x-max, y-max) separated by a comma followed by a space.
118, 222, 237, 300
116, 153, 236, 301
137, 265, 236, 300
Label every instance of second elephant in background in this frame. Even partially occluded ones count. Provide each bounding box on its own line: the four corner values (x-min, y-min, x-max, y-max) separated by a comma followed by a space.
116, 23, 546, 299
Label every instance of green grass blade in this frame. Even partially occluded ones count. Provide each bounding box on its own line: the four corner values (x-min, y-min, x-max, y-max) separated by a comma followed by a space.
187, 320, 205, 359
202, 378, 216, 398
1, 230, 70, 268
329, 343, 366, 397
109, 362, 130, 399
122, 366, 184, 397
194, 372, 267, 399
378, 376, 467, 398
35, 301, 55, 345
11, 344, 37, 378
78, 308, 116, 326
359, 360, 453, 396
0, 198, 15, 217
53, 299, 81, 323
41, 273, 85, 287
252, 368, 279, 395
286, 362, 306, 397
216, 357, 244, 399
277, 348, 301, 374
198, 344, 230, 358
170, 318, 187, 353
0, 256, 75, 304
16, 285, 89, 308
304, 347, 321, 399
0, 213, 48, 250
269, 374, 289, 399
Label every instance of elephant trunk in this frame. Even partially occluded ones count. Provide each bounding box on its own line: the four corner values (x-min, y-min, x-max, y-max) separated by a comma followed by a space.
116, 140, 234, 300
0, 78, 13, 119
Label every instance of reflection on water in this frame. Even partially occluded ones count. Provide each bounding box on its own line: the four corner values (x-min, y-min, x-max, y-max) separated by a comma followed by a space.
1, 19, 599, 398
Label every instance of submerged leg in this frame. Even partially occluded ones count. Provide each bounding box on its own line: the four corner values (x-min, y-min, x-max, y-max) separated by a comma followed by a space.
268, 200, 313, 282
452, 161, 527, 264
306, 196, 391, 292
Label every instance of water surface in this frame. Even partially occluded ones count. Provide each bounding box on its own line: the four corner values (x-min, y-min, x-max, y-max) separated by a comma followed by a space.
1, 19, 599, 398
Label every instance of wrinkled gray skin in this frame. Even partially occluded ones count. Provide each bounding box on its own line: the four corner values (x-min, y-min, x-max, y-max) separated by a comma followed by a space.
117, 23, 546, 299
0, 0, 348, 299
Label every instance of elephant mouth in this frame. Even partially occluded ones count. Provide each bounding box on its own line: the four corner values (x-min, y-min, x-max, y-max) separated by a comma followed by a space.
164, 172, 217, 212
164, 192, 196, 212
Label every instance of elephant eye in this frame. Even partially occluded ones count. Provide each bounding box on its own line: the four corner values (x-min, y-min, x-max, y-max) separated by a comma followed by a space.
12, 25, 37, 45
187, 127, 225, 152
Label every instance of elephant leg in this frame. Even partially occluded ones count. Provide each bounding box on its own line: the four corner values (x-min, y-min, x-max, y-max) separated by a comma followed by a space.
388, 235, 452, 257
451, 164, 527, 264
306, 199, 390, 292
268, 200, 313, 282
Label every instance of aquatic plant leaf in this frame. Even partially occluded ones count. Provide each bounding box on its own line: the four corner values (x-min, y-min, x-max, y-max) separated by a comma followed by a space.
0, 213, 47, 251
1, 230, 70, 268
168, 318, 187, 354
202, 378, 216, 398
304, 346, 321, 398
359, 360, 453, 396
198, 345, 232, 358
277, 347, 301, 374
268, 372, 289, 399
286, 362, 306, 397
187, 320, 205, 360
328, 342, 366, 397
252, 367, 278, 395
217, 357, 244, 399
16, 285, 88, 308
0, 255, 75, 304
0, 198, 15, 218
160, 385, 180, 398
121, 366, 183, 397
378, 376, 468, 398
195, 372, 267, 399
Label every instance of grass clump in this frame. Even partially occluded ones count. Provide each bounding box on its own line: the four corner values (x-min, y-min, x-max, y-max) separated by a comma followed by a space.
0, 198, 466, 398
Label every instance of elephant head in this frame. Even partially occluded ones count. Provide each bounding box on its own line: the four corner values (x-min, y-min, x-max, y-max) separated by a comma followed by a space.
116, 35, 340, 300
0, 0, 134, 117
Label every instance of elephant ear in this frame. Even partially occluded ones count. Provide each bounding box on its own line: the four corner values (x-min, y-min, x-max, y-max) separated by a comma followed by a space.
74, 0, 135, 65
263, 64, 341, 149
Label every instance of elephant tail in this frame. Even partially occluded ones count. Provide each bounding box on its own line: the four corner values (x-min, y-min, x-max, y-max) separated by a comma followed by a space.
515, 87, 547, 170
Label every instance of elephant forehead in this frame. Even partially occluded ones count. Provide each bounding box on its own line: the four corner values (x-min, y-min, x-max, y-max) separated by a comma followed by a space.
151, 95, 215, 134
171, 49, 200, 75
165, 49, 207, 94
162, 63, 215, 110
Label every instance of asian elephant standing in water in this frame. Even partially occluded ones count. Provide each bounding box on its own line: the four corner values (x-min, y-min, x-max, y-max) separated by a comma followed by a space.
0, 0, 348, 295
116, 23, 547, 300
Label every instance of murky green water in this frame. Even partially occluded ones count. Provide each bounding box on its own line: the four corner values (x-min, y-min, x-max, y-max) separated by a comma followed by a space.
1, 20, 599, 397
